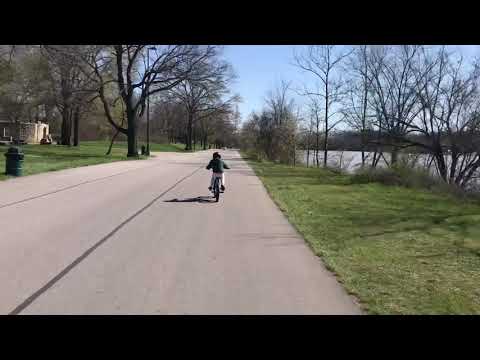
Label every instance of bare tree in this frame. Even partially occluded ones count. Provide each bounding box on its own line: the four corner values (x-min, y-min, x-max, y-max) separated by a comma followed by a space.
305, 95, 323, 167
404, 47, 480, 188
261, 80, 295, 160
83, 45, 213, 157
343, 45, 379, 167
0, 46, 52, 126
148, 98, 187, 144
294, 45, 353, 167
42, 45, 99, 146
357, 45, 480, 189
231, 104, 242, 134
197, 109, 235, 150
241, 81, 299, 164
0, 45, 16, 64
168, 46, 239, 151
204, 110, 239, 149
298, 107, 316, 167
265, 80, 293, 127
365, 45, 437, 165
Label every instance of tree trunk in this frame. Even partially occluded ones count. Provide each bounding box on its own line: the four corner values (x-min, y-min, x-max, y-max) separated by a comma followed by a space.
323, 131, 328, 168
126, 105, 138, 157
391, 146, 399, 166
203, 134, 208, 150
73, 106, 80, 146
186, 112, 193, 151
306, 135, 310, 167
429, 140, 448, 182
293, 140, 296, 167
372, 127, 383, 168
361, 49, 368, 168
361, 142, 366, 167
324, 82, 329, 168
193, 125, 196, 151
372, 151, 378, 168
448, 149, 460, 184
436, 156, 448, 182
61, 107, 72, 146
106, 128, 121, 155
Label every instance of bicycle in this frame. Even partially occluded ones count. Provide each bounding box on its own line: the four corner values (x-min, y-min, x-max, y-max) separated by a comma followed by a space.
212, 176, 221, 202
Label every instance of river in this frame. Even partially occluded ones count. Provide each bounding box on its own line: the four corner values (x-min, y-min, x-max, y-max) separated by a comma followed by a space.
299, 150, 440, 174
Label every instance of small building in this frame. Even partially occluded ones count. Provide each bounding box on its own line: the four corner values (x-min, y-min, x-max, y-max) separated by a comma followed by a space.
0, 121, 50, 144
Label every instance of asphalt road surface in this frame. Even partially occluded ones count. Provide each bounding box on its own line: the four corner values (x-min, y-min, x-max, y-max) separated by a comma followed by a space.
0, 149, 362, 314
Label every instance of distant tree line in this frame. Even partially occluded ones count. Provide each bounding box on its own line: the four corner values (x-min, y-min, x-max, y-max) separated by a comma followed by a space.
0, 45, 241, 154
240, 81, 301, 165
240, 45, 480, 189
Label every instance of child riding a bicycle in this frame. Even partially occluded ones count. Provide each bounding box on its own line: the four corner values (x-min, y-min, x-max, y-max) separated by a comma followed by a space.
206, 152, 230, 192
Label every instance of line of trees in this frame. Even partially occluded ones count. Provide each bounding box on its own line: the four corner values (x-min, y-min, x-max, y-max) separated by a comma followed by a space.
0, 45, 241, 155
240, 80, 301, 165
241, 45, 480, 189
144, 98, 241, 150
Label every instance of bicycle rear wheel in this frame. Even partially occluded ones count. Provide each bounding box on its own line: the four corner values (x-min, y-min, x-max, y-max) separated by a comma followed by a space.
214, 178, 220, 202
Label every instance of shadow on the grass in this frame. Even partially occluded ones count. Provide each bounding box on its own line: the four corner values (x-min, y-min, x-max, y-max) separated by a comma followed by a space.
164, 196, 217, 203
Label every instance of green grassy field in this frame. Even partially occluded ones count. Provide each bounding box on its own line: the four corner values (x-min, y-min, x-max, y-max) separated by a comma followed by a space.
95, 141, 188, 153
0, 141, 188, 181
247, 159, 480, 314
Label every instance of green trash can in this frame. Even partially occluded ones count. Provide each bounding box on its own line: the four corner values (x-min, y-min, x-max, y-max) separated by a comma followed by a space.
5, 146, 24, 176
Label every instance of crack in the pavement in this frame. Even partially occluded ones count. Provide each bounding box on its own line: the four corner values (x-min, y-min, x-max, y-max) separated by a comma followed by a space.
0, 162, 170, 210
8, 166, 203, 315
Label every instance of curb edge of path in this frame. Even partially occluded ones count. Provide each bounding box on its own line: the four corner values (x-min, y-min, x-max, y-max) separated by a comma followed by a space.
239, 153, 365, 315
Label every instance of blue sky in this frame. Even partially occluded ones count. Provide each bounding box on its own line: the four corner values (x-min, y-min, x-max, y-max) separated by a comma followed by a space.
223, 45, 304, 120
223, 45, 480, 123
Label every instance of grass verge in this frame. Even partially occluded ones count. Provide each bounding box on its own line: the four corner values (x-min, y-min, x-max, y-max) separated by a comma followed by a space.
95, 141, 189, 153
0, 141, 188, 181
245, 156, 480, 314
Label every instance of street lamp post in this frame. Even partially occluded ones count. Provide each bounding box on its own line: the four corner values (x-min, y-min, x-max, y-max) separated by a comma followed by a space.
146, 46, 156, 156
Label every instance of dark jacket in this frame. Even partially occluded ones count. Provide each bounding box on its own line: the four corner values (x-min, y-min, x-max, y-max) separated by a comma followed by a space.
206, 158, 230, 173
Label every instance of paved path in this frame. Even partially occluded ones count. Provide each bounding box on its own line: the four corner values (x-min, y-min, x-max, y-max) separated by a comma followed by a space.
0, 150, 361, 314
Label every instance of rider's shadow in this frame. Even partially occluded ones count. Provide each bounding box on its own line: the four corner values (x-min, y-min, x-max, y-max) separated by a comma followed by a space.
164, 196, 216, 204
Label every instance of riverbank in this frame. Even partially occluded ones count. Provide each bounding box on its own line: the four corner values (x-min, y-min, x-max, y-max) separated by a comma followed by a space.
246, 157, 480, 314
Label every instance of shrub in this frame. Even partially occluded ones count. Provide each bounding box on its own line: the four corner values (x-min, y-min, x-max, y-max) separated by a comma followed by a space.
325, 165, 345, 175
351, 164, 441, 190
350, 164, 480, 201
244, 149, 265, 162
